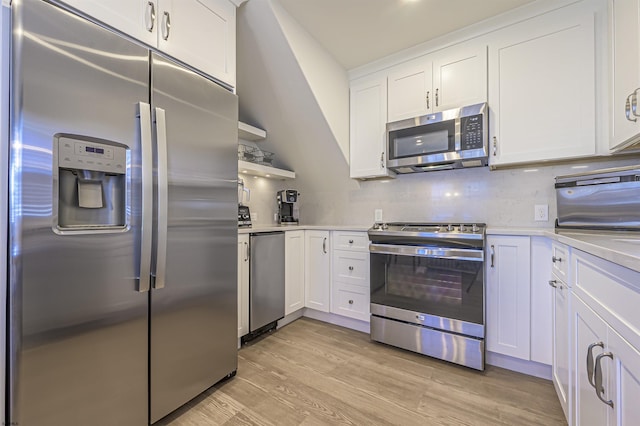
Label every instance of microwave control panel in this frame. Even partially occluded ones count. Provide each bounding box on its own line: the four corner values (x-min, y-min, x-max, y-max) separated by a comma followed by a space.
460, 114, 484, 150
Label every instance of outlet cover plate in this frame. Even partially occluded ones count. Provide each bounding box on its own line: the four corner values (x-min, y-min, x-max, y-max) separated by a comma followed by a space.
534, 204, 549, 222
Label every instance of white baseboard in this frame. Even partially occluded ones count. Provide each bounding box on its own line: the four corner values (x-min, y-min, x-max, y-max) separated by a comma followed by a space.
277, 309, 304, 328
301, 308, 370, 333
486, 351, 552, 380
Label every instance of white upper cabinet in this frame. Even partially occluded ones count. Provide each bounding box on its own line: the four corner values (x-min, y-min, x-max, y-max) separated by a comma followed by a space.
349, 75, 394, 179
387, 60, 433, 122
387, 44, 487, 123
432, 45, 487, 112
158, 0, 236, 87
488, 7, 596, 166
60, 0, 236, 87
61, 0, 158, 46
610, 0, 640, 151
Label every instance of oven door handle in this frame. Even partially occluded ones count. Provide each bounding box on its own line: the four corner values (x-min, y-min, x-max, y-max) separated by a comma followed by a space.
369, 243, 484, 261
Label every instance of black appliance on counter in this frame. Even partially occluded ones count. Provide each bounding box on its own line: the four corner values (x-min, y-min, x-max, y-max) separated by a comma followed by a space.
368, 222, 486, 370
277, 189, 300, 224
238, 205, 252, 228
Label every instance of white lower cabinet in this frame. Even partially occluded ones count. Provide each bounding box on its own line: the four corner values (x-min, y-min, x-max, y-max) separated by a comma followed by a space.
285, 230, 305, 316
330, 231, 370, 322
331, 283, 369, 322
304, 231, 331, 312
486, 235, 531, 359
574, 295, 611, 426
551, 271, 571, 424
572, 248, 640, 426
237, 234, 249, 338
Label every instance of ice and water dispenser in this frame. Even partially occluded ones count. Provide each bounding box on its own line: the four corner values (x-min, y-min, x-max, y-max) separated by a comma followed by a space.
54, 135, 128, 231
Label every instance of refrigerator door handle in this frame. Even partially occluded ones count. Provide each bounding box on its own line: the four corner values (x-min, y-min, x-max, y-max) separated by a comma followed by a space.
152, 107, 169, 289
137, 102, 153, 292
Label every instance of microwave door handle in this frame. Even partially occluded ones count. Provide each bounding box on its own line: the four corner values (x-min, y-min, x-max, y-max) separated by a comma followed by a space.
152, 107, 169, 289
136, 102, 153, 293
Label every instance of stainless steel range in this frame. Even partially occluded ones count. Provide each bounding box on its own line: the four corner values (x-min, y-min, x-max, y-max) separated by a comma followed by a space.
368, 222, 486, 370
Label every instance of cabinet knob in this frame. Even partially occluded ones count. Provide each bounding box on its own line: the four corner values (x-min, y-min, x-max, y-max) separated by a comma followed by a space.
348, 239, 354, 244
348, 299, 354, 305
348, 266, 354, 271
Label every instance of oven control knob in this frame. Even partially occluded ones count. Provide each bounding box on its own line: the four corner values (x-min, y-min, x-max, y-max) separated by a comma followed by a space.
381, 223, 389, 230
472, 223, 480, 233
459, 224, 466, 232
447, 224, 455, 232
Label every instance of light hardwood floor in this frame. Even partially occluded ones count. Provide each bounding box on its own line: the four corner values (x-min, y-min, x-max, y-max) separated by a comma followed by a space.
157, 318, 566, 425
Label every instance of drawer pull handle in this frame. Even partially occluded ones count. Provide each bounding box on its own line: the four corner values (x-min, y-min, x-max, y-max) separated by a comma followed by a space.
348, 266, 354, 271
552, 256, 562, 263
594, 352, 614, 408
349, 239, 354, 244
587, 341, 604, 388
548, 280, 558, 288
348, 299, 354, 305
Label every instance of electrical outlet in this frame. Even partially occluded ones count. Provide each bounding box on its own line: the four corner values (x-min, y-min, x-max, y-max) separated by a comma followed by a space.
534, 204, 549, 222
374, 209, 383, 222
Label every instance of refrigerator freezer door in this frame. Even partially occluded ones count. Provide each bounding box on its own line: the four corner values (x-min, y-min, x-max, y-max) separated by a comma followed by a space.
249, 232, 286, 331
9, 0, 149, 425
149, 53, 239, 423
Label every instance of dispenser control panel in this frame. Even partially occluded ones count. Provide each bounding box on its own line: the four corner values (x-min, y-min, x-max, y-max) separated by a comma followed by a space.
57, 136, 126, 174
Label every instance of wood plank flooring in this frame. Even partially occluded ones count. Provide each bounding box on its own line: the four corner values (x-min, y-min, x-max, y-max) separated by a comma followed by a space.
157, 318, 566, 425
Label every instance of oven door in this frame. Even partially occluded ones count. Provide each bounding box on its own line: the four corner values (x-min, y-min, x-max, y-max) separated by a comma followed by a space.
369, 243, 484, 337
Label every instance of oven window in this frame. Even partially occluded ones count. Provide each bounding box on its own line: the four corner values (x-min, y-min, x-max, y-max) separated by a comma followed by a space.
388, 120, 454, 160
370, 253, 484, 325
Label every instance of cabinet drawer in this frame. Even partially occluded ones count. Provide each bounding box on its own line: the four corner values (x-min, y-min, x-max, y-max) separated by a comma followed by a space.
332, 232, 369, 252
331, 282, 370, 322
551, 242, 570, 284
333, 250, 369, 287
573, 249, 640, 350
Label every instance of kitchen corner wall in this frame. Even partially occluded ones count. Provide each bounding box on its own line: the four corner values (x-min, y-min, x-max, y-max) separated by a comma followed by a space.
237, 1, 640, 229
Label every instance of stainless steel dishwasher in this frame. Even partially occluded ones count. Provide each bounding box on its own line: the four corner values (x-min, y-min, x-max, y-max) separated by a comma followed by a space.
247, 232, 285, 340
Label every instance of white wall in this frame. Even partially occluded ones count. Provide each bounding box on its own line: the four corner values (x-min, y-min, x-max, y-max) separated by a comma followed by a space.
269, 1, 349, 164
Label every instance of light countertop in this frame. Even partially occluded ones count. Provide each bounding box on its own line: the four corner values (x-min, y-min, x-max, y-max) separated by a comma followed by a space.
238, 225, 369, 234
240, 225, 640, 273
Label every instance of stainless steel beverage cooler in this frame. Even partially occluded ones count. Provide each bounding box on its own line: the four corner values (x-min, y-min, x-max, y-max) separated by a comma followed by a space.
555, 165, 640, 230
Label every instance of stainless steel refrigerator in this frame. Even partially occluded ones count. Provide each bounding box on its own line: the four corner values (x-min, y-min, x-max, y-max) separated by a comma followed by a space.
8, 0, 238, 424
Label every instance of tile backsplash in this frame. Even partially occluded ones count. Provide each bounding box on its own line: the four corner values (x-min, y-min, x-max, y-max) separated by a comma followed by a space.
241, 157, 640, 228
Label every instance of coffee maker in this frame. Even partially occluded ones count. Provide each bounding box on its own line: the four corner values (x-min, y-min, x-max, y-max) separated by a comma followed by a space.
277, 189, 300, 225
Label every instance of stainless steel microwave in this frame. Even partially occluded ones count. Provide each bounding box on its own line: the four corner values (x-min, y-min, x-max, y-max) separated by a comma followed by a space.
386, 102, 488, 174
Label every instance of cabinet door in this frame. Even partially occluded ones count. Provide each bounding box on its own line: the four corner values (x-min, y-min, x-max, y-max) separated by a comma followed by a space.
349, 76, 393, 179
304, 231, 330, 312
608, 327, 640, 426
157, 0, 236, 87
387, 61, 432, 122
486, 235, 531, 359
285, 230, 305, 316
61, 0, 158, 46
552, 281, 571, 423
574, 295, 612, 426
488, 8, 595, 165
237, 234, 249, 338
432, 45, 487, 112
610, 0, 640, 150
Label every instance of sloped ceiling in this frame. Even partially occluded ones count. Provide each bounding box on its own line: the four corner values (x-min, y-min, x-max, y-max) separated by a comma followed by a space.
236, 1, 358, 194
